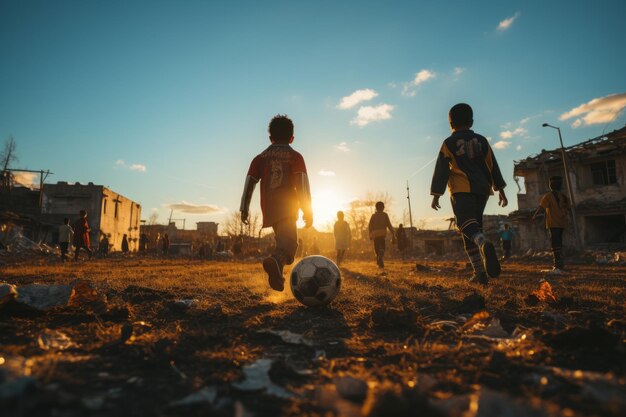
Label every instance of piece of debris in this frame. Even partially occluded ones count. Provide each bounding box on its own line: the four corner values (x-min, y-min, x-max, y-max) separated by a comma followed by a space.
336, 377, 369, 404
0, 283, 17, 304
37, 329, 74, 351
232, 359, 292, 398
82, 395, 106, 411
260, 329, 314, 347
169, 386, 217, 407
414, 263, 432, 272
458, 293, 485, 313
15, 284, 73, 310
369, 306, 422, 332
0, 356, 36, 400
531, 281, 558, 304
173, 299, 200, 309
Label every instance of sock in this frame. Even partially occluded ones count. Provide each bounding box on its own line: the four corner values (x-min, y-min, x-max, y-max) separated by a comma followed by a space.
553, 247, 563, 269
472, 232, 487, 248
467, 247, 484, 274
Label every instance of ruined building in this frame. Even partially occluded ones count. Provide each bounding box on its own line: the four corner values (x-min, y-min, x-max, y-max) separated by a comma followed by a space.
42, 182, 141, 251
511, 125, 626, 249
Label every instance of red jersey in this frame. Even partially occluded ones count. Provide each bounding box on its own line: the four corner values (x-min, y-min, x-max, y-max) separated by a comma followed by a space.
247, 144, 308, 227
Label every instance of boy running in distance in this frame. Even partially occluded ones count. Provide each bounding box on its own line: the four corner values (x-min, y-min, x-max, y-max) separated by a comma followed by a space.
240, 115, 313, 291
532, 176, 569, 273
430, 103, 508, 284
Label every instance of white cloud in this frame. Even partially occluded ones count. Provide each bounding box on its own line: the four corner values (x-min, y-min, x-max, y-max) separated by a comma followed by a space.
335, 142, 350, 152
318, 170, 336, 177
351, 104, 394, 127
571, 119, 582, 128
516, 145, 522, 151
497, 12, 521, 31
114, 160, 146, 172
499, 127, 527, 139
402, 69, 436, 97
493, 141, 511, 149
453, 67, 465, 76
520, 117, 530, 125
338, 89, 378, 110
164, 201, 223, 215
559, 93, 626, 127
129, 163, 146, 172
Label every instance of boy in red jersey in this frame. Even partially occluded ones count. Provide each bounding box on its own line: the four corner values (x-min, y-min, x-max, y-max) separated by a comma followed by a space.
240, 115, 313, 291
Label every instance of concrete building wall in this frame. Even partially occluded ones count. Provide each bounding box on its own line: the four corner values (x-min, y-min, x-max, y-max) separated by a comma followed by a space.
42, 182, 141, 250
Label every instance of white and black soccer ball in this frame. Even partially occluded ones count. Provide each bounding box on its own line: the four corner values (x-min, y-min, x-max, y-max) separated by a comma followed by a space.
290, 255, 341, 307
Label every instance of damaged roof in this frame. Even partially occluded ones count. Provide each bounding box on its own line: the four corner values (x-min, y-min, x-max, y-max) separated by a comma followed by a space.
514, 125, 626, 172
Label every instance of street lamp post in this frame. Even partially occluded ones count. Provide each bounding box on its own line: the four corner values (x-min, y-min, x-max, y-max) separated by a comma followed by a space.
542, 123, 583, 249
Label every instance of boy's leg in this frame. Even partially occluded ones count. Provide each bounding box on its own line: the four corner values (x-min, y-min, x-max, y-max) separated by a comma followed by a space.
374, 237, 385, 268
550, 228, 564, 269
452, 193, 498, 282
264, 219, 297, 291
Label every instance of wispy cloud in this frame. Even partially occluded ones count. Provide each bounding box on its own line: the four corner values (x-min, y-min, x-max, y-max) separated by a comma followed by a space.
335, 142, 350, 152
114, 159, 147, 172
559, 93, 626, 128
516, 145, 522, 151
318, 170, 336, 177
453, 67, 465, 77
164, 201, 223, 214
129, 163, 146, 172
351, 104, 394, 127
497, 12, 521, 31
402, 69, 436, 97
499, 127, 527, 139
338, 89, 378, 110
493, 141, 511, 149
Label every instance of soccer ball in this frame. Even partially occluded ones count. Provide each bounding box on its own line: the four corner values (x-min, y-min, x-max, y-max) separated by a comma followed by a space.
290, 256, 341, 307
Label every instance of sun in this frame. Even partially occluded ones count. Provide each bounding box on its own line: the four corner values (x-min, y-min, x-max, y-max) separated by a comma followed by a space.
297, 188, 347, 231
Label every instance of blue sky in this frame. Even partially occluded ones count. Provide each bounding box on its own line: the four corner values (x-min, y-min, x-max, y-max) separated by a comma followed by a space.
1, 0, 625, 231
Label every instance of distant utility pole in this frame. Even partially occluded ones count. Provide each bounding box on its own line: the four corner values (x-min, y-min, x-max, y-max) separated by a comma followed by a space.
406, 180, 414, 229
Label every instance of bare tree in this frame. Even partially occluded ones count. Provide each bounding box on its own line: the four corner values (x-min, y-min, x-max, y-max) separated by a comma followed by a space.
225, 210, 262, 237
0, 137, 17, 190
1, 136, 17, 172
346, 191, 394, 240
146, 211, 159, 225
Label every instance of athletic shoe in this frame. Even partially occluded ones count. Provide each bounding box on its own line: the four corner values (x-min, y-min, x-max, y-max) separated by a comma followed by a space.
480, 241, 501, 278
263, 256, 284, 291
469, 271, 489, 285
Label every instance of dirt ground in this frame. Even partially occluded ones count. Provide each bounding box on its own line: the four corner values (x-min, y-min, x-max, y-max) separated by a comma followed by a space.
1, 256, 625, 417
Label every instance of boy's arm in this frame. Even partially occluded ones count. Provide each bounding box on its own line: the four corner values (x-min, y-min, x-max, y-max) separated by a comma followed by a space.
240, 157, 261, 224
295, 171, 312, 228
430, 144, 451, 210
484, 141, 508, 207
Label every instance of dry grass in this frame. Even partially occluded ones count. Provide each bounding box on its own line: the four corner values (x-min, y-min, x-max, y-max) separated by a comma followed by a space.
1, 256, 625, 416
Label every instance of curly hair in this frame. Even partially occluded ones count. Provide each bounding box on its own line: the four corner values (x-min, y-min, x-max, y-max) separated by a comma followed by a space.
268, 114, 294, 143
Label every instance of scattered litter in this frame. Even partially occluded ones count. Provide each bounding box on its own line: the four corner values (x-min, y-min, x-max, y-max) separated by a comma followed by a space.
0, 356, 36, 399
3, 281, 107, 311
532, 281, 557, 304
232, 359, 292, 398
82, 395, 106, 411
432, 386, 549, 417
458, 293, 485, 313
314, 350, 326, 361
0, 283, 17, 304
170, 360, 188, 380
260, 329, 314, 347
173, 299, 200, 309
37, 329, 74, 351
336, 376, 368, 403
169, 386, 217, 407
414, 263, 433, 272
15, 284, 73, 310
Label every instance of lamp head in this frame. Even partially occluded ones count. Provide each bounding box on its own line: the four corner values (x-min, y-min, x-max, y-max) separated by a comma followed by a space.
542, 123, 549, 127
